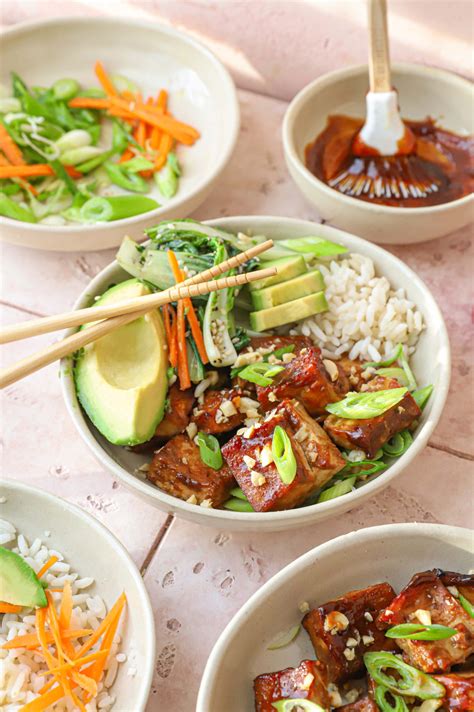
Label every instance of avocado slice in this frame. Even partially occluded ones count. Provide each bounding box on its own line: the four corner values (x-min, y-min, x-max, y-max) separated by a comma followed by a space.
251, 270, 325, 310
248, 255, 307, 291
249, 291, 328, 332
0, 546, 47, 608
75, 279, 169, 446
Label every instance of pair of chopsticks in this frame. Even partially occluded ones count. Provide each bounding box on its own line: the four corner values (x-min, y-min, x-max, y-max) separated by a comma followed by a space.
0, 240, 276, 389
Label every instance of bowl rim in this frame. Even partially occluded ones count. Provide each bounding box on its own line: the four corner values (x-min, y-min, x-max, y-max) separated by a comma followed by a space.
0, 477, 156, 711
282, 61, 474, 215
0, 15, 240, 234
60, 214, 451, 528
196, 521, 474, 711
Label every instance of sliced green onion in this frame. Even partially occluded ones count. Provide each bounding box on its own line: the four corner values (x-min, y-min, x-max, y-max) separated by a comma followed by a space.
111, 74, 139, 94
80, 195, 159, 223
374, 684, 409, 712
229, 487, 248, 501
385, 623, 457, 640
52, 78, 80, 101
60, 146, 103, 166
76, 87, 107, 99
382, 430, 413, 457
75, 150, 113, 174
196, 432, 223, 470
49, 159, 78, 195
326, 388, 408, 419
0, 193, 36, 223
279, 236, 348, 257
365, 344, 403, 368
318, 477, 355, 502
104, 162, 148, 193
223, 497, 254, 513
267, 624, 301, 650
238, 362, 284, 387
120, 156, 155, 173
272, 426, 297, 484
155, 152, 181, 198
55, 129, 92, 153
366, 344, 417, 391
459, 593, 474, 618
412, 385, 433, 410
272, 700, 325, 712
339, 460, 387, 478
398, 348, 417, 392
0, 97, 21, 113
376, 367, 409, 387
364, 652, 445, 700
273, 344, 295, 359
0, 181, 21, 196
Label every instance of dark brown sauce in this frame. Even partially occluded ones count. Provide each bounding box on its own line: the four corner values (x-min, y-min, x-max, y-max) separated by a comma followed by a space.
305, 115, 474, 207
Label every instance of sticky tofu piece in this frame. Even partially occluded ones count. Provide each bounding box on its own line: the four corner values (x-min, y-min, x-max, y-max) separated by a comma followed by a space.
339, 697, 378, 712
338, 357, 368, 391
147, 434, 235, 506
256, 344, 349, 415
433, 672, 474, 710
378, 569, 474, 673
276, 400, 346, 482
254, 659, 330, 712
302, 582, 397, 683
324, 375, 421, 458
155, 385, 194, 440
191, 387, 246, 434
439, 570, 474, 608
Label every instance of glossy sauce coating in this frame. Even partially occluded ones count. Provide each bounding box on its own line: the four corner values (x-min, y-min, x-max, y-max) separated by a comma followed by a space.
305, 115, 473, 207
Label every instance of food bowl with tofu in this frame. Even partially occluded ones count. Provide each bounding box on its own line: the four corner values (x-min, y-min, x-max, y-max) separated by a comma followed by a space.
61, 216, 450, 531
197, 523, 474, 711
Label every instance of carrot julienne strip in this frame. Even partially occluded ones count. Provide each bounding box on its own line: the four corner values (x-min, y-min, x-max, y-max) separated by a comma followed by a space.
75, 592, 126, 658
0, 124, 25, 165
36, 555, 58, 579
47, 648, 109, 676
2, 628, 93, 650
20, 685, 64, 711
163, 304, 178, 368
94, 61, 117, 97
0, 602, 22, 613
177, 300, 191, 390
0, 164, 53, 178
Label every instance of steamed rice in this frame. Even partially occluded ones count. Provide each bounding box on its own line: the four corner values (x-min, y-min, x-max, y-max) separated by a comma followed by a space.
0, 518, 125, 711
290, 253, 424, 362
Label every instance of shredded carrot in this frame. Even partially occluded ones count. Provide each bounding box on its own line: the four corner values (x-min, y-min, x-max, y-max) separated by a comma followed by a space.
176, 300, 191, 390
0, 602, 22, 613
76, 592, 126, 658
154, 132, 174, 171
94, 61, 117, 97
150, 90, 167, 150
0, 124, 24, 165
20, 685, 64, 712
82, 596, 124, 702
47, 649, 109, 676
163, 304, 178, 368
36, 555, 58, 579
168, 250, 208, 365
0, 164, 53, 178
2, 628, 92, 650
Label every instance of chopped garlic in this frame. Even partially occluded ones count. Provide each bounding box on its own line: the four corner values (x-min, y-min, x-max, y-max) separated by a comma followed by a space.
302, 673, 314, 690
323, 358, 339, 382
298, 601, 310, 614
324, 611, 349, 634
186, 495, 197, 505
199, 499, 213, 508
243, 426, 255, 439
250, 471, 266, 487
260, 444, 274, 467
268, 392, 277, 403
186, 422, 198, 440
414, 609, 432, 626
364, 611, 374, 622
243, 455, 256, 469
220, 399, 238, 417
362, 634, 375, 646
233, 351, 263, 368
346, 637, 358, 648
328, 683, 342, 707
282, 352, 296, 363
343, 647, 355, 661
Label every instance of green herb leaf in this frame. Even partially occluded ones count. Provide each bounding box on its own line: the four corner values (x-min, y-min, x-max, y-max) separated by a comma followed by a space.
196, 431, 223, 470
271, 426, 297, 484
326, 388, 408, 419
385, 623, 457, 640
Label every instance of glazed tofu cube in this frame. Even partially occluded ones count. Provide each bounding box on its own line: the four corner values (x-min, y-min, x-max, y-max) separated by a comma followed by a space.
302, 582, 397, 683
147, 434, 234, 506
338, 357, 368, 391
439, 570, 474, 608
339, 697, 378, 712
378, 569, 474, 673
222, 411, 320, 512
324, 375, 421, 458
155, 385, 195, 440
276, 400, 346, 482
254, 659, 329, 712
191, 387, 247, 435
433, 672, 474, 710
256, 344, 349, 415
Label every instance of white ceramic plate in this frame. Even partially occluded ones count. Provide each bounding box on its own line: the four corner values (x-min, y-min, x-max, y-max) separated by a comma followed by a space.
197, 523, 474, 711
0, 479, 155, 711
0, 17, 239, 251
61, 216, 450, 532
283, 63, 474, 245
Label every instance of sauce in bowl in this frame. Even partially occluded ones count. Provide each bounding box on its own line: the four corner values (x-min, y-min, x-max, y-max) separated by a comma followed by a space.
305, 115, 473, 207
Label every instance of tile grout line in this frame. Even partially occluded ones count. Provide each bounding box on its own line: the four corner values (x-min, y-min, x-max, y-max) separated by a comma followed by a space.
140, 514, 174, 577
1, 299, 48, 318
427, 442, 474, 462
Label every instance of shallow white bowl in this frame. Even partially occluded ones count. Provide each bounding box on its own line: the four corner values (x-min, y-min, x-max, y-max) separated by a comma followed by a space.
0, 479, 155, 711
197, 523, 474, 711
0, 17, 239, 252
283, 63, 473, 245
61, 216, 450, 532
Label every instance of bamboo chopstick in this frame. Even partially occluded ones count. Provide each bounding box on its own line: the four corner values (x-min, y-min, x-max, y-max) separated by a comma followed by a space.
0, 266, 276, 389
0, 239, 274, 344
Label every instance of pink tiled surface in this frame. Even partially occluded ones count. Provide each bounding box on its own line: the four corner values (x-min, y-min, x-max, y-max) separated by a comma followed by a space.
1, 3, 473, 711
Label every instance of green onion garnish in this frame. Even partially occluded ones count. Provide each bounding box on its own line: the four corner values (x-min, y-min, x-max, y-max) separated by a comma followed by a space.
280, 236, 348, 257
272, 701, 326, 712
374, 684, 409, 712
272, 426, 297, 484
104, 162, 148, 193
365, 344, 417, 391
326, 388, 408, 419
382, 430, 413, 458
412, 385, 433, 410
238, 362, 284, 387
196, 432, 223, 470
267, 624, 301, 650
339, 460, 387, 478
459, 593, 474, 619
80, 195, 159, 222
385, 623, 457, 640
376, 367, 409, 387
229, 487, 249, 501
318, 477, 355, 503
273, 344, 295, 359
0, 194, 37, 223
364, 652, 446, 700
223, 497, 254, 513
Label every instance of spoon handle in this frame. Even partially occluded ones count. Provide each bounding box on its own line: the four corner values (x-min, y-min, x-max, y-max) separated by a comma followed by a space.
368, 0, 392, 92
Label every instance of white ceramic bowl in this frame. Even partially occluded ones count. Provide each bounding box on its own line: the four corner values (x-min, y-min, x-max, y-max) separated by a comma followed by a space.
197, 523, 474, 711
283, 63, 473, 245
0, 479, 155, 711
61, 216, 450, 532
0, 17, 239, 252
